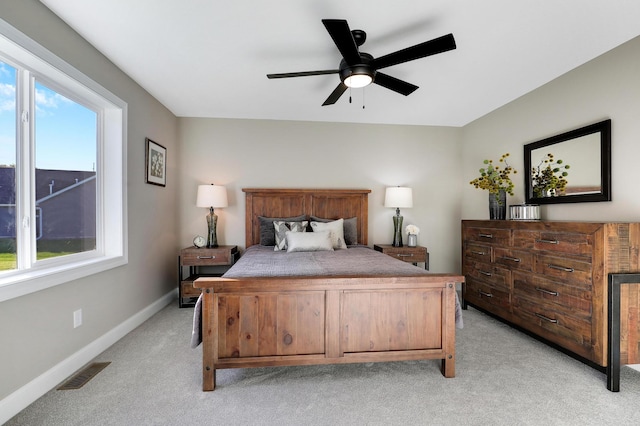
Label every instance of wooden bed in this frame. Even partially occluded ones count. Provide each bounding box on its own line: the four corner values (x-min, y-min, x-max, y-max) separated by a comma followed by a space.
194, 188, 464, 391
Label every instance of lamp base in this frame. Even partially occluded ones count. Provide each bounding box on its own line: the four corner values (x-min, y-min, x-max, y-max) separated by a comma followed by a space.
392, 209, 403, 247
206, 208, 219, 248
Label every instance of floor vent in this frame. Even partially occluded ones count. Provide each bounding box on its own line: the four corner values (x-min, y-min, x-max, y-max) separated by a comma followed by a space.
57, 362, 111, 390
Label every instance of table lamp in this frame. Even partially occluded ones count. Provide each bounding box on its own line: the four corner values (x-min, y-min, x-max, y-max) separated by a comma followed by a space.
384, 186, 413, 247
196, 184, 228, 248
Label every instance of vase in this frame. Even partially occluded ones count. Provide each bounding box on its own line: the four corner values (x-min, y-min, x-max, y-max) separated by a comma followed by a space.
489, 190, 507, 220
407, 234, 417, 247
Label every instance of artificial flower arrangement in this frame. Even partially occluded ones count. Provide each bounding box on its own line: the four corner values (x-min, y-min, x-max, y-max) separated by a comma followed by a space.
531, 153, 570, 197
405, 224, 420, 235
469, 153, 517, 199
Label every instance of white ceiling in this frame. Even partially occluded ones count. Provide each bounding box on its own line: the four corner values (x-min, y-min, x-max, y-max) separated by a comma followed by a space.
39, 0, 640, 127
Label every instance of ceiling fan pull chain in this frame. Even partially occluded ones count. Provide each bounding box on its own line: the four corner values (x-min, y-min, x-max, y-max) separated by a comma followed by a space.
363, 88, 365, 109
349, 85, 352, 104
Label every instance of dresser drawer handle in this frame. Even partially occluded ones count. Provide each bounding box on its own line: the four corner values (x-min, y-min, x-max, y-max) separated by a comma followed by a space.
479, 233, 493, 239
547, 264, 573, 273
535, 287, 559, 296
479, 271, 492, 277
535, 313, 558, 324
471, 250, 487, 256
478, 290, 493, 298
499, 256, 521, 263
397, 253, 414, 258
197, 255, 216, 260
536, 239, 559, 244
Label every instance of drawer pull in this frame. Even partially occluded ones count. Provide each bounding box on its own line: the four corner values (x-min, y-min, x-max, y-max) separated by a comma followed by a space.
536, 239, 559, 245
478, 290, 493, 298
197, 255, 216, 260
471, 250, 487, 256
535, 287, 559, 296
499, 256, 521, 263
535, 313, 558, 324
397, 253, 414, 258
479, 271, 492, 277
547, 264, 574, 273
479, 233, 493, 239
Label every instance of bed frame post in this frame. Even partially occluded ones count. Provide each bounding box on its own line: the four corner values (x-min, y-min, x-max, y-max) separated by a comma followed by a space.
202, 289, 217, 391
441, 282, 456, 378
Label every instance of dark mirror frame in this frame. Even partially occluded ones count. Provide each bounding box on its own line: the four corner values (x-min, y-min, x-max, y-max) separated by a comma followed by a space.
524, 119, 611, 204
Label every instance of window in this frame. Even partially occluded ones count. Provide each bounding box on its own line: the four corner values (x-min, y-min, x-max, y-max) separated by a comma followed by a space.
0, 19, 127, 301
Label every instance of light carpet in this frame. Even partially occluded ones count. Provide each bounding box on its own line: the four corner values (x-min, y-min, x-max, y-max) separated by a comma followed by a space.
7, 302, 640, 425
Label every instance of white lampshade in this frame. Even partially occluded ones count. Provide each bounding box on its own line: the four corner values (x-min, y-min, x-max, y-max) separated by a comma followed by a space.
196, 184, 228, 208
384, 187, 413, 208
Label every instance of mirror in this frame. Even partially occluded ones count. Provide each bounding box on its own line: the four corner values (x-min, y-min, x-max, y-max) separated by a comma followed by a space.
524, 119, 611, 204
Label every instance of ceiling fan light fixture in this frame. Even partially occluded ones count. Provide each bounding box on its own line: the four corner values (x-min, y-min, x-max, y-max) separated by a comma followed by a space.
344, 73, 373, 88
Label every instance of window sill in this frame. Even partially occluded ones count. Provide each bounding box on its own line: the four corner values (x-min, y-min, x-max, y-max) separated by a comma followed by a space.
0, 255, 127, 303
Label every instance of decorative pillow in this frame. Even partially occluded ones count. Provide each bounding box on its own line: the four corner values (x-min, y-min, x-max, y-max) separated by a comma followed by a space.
310, 216, 358, 245
310, 218, 346, 250
258, 215, 306, 245
286, 230, 333, 253
274, 220, 308, 251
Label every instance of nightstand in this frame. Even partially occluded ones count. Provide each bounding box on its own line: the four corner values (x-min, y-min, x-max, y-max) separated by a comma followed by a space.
178, 245, 239, 308
374, 244, 429, 270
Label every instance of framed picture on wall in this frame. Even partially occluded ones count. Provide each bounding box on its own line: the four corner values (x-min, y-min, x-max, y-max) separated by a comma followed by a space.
145, 138, 166, 187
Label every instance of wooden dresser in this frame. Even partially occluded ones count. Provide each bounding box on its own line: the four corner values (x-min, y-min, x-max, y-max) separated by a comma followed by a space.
461, 220, 640, 369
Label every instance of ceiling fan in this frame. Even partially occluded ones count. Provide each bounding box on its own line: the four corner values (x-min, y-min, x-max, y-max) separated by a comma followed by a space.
267, 19, 456, 106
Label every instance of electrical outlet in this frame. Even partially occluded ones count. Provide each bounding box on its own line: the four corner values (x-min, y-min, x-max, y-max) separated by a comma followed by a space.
73, 309, 83, 328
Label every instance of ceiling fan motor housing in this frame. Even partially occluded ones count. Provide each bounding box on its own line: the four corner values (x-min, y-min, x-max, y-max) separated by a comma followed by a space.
339, 53, 375, 83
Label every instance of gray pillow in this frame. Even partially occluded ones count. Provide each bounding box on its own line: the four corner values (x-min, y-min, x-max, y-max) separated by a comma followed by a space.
258, 215, 306, 245
310, 216, 358, 245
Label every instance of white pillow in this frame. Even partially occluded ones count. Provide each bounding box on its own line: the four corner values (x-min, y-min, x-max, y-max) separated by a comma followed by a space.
274, 220, 308, 251
286, 230, 334, 252
310, 218, 346, 250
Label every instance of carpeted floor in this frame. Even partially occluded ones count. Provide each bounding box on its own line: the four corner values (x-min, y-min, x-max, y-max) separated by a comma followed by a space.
7, 302, 640, 425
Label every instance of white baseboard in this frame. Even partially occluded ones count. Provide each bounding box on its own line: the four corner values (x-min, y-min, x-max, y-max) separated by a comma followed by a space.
0, 289, 177, 425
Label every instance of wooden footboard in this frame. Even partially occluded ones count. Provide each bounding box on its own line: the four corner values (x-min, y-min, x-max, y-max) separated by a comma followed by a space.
196, 274, 462, 391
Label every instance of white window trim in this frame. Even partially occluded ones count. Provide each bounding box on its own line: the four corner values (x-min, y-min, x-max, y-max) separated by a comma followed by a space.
0, 18, 128, 302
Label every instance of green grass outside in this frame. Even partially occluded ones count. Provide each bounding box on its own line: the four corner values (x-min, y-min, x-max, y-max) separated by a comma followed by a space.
0, 252, 73, 271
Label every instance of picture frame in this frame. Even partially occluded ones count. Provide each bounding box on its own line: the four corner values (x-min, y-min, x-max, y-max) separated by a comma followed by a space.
145, 138, 166, 187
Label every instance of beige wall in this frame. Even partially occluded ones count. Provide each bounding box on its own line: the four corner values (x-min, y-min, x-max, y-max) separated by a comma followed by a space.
0, 0, 179, 405
461, 35, 640, 222
178, 118, 462, 272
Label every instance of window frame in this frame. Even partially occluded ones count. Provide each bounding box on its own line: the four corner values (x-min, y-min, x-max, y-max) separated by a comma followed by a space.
0, 18, 127, 302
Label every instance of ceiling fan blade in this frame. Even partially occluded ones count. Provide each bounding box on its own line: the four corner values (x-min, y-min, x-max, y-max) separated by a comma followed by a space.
373, 72, 418, 96
322, 19, 361, 66
322, 82, 348, 106
371, 33, 456, 70
267, 69, 338, 79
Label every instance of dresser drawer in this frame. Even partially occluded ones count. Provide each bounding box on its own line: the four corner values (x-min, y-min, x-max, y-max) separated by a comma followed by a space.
465, 278, 511, 313
513, 296, 592, 358
494, 248, 534, 272
464, 260, 510, 291
464, 227, 510, 245
513, 230, 593, 256
534, 253, 592, 288
464, 243, 492, 263
512, 271, 591, 318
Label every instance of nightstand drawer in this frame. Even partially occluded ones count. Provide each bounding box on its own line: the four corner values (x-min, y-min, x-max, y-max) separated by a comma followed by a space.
181, 247, 237, 266
373, 244, 429, 269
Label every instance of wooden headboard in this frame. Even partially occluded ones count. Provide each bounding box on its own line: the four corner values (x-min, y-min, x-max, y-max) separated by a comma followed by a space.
243, 188, 371, 247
